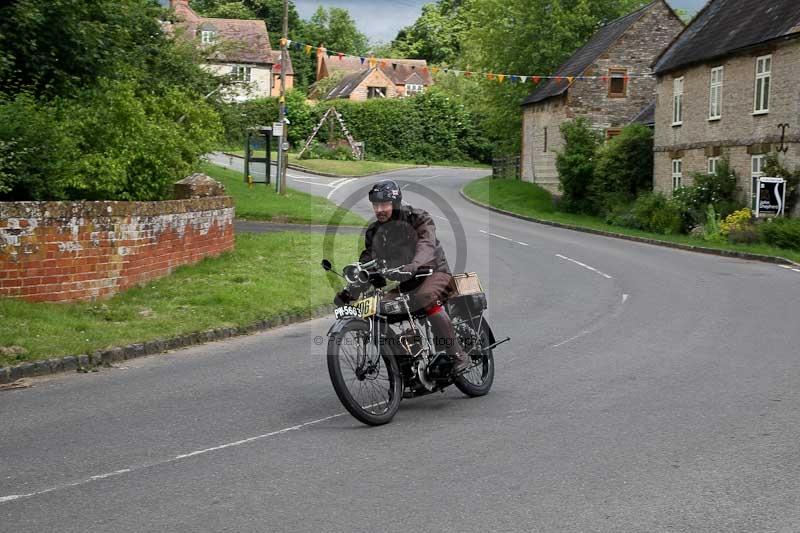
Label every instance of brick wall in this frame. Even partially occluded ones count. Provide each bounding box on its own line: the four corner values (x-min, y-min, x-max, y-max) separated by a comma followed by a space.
654, 38, 800, 215
0, 197, 235, 302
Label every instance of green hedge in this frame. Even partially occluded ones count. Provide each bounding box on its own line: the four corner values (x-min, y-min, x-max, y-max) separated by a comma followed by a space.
759, 218, 800, 250
220, 88, 492, 164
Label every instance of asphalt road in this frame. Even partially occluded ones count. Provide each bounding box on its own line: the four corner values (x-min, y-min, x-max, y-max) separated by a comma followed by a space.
2, 163, 800, 532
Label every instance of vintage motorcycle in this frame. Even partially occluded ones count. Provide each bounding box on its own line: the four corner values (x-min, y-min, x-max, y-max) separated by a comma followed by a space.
321, 258, 509, 426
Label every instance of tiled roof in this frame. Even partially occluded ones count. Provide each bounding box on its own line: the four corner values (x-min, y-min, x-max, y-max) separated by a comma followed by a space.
522, 2, 656, 106
320, 54, 433, 86
653, 0, 800, 74
629, 100, 656, 126
325, 69, 377, 99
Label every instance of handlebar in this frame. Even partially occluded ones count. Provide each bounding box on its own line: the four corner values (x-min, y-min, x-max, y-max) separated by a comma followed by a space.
343, 261, 433, 285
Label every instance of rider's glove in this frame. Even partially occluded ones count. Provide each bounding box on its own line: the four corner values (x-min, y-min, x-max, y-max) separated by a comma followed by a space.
334, 289, 352, 307
384, 265, 414, 282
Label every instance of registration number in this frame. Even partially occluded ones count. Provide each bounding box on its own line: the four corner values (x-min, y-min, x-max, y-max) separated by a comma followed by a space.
353, 295, 379, 318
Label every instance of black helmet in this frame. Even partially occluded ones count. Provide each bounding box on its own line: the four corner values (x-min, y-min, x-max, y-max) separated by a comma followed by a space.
368, 180, 402, 205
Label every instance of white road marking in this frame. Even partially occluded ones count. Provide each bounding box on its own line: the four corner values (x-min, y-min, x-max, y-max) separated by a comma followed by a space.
415, 174, 443, 184
556, 254, 613, 279
778, 265, 800, 274
326, 178, 356, 200
0, 412, 349, 505
794, 269, 800, 273
328, 177, 349, 187
292, 178, 334, 187
550, 292, 630, 349
479, 229, 529, 247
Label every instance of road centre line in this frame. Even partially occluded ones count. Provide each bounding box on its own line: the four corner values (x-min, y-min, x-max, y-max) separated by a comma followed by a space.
556, 254, 613, 279
0, 411, 350, 505
479, 229, 530, 247
779, 265, 800, 273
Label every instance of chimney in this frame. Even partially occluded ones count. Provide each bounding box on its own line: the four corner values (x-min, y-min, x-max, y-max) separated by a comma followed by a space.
170, 0, 200, 23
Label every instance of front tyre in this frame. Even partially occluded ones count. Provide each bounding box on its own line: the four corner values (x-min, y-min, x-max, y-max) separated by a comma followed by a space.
454, 318, 495, 397
327, 320, 402, 426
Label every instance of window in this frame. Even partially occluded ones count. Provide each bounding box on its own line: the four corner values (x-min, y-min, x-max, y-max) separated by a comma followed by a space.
201, 30, 216, 44
707, 156, 721, 175
606, 128, 622, 141
754, 55, 771, 114
672, 159, 683, 190
543, 127, 548, 152
709, 66, 723, 120
232, 65, 251, 82
751, 154, 766, 209
405, 84, 424, 96
608, 68, 628, 98
367, 86, 386, 99
672, 77, 684, 125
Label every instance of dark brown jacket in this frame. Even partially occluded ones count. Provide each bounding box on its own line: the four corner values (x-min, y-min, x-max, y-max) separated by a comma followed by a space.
359, 205, 450, 275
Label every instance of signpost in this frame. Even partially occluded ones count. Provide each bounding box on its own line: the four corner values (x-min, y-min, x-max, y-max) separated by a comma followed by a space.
755, 177, 787, 217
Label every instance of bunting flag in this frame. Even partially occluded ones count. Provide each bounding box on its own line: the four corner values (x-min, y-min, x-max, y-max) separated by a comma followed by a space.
284, 37, 655, 86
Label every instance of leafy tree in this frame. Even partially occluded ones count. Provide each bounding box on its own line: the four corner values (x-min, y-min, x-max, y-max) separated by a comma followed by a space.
592, 124, 654, 211
0, 0, 223, 201
390, 0, 468, 65
556, 118, 602, 213
302, 6, 368, 55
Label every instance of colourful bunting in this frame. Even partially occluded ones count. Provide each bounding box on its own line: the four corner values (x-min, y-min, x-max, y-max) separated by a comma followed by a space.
510, 75, 519, 83
431, 67, 440, 74
532, 76, 541, 84
279, 38, 287, 48
369, 57, 377, 68
337, 52, 344, 60
304, 45, 312, 55
360, 56, 365, 65
566, 76, 574, 84
486, 73, 495, 81
497, 74, 506, 83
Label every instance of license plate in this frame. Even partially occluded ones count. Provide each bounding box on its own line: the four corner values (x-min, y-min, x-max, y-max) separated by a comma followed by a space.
353, 295, 378, 318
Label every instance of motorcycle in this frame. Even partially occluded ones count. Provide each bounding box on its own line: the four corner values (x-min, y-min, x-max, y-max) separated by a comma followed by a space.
321, 258, 510, 426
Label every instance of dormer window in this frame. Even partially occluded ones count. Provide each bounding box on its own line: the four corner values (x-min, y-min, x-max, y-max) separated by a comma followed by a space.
201, 30, 216, 44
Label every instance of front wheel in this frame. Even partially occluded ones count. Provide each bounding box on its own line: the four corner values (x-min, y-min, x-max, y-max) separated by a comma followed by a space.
327, 320, 402, 426
454, 318, 495, 397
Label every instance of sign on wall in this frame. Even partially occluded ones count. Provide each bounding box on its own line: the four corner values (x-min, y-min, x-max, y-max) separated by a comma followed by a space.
756, 177, 786, 217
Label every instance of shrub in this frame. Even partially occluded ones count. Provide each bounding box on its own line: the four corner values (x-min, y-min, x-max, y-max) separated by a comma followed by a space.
629, 192, 684, 234
720, 208, 753, 236
759, 218, 800, 250
592, 124, 654, 211
556, 118, 602, 214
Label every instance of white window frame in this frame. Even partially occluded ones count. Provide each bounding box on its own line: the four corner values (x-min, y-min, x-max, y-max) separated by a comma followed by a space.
672, 77, 684, 126
201, 30, 216, 44
709, 66, 723, 120
753, 55, 771, 114
232, 65, 251, 83
405, 83, 424, 96
672, 159, 683, 190
708, 156, 721, 175
751, 154, 766, 209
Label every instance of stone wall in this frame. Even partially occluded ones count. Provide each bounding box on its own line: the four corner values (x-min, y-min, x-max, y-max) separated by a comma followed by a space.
654, 38, 800, 214
521, 96, 569, 193
0, 196, 234, 302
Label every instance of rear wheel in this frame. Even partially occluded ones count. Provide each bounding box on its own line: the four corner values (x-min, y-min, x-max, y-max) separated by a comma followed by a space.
454, 318, 495, 397
327, 320, 402, 426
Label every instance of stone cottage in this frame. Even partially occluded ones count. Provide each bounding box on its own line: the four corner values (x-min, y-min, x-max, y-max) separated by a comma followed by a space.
651, 0, 800, 215
520, 0, 684, 194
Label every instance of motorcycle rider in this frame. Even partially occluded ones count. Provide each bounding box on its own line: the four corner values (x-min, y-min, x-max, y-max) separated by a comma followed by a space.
334, 180, 471, 375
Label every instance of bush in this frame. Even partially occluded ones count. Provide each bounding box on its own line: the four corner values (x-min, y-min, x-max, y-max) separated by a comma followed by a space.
763, 154, 800, 215
759, 218, 800, 250
556, 118, 602, 214
630, 192, 684, 234
592, 124, 654, 212
720, 208, 753, 236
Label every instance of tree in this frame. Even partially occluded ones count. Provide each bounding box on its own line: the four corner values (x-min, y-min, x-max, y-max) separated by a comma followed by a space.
592, 124, 654, 210
556, 118, 602, 214
302, 6, 368, 55
389, 0, 468, 65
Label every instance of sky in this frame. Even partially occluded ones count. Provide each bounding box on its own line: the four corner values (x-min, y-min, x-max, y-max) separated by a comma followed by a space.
295, 0, 709, 43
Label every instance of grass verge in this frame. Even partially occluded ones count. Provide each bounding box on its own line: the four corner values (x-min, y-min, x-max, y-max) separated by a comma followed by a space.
201, 162, 366, 226
0, 232, 364, 367
463, 177, 800, 264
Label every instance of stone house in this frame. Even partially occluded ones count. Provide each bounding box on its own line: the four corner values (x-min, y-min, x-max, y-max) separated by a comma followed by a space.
167, 0, 293, 102
651, 0, 800, 215
316, 52, 433, 101
520, 0, 684, 194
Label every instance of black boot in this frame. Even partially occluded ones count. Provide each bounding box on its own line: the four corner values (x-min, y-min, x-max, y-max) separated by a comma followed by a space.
427, 308, 471, 375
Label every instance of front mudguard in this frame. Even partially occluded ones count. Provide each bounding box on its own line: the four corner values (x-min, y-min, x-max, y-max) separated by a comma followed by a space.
326, 316, 370, 336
